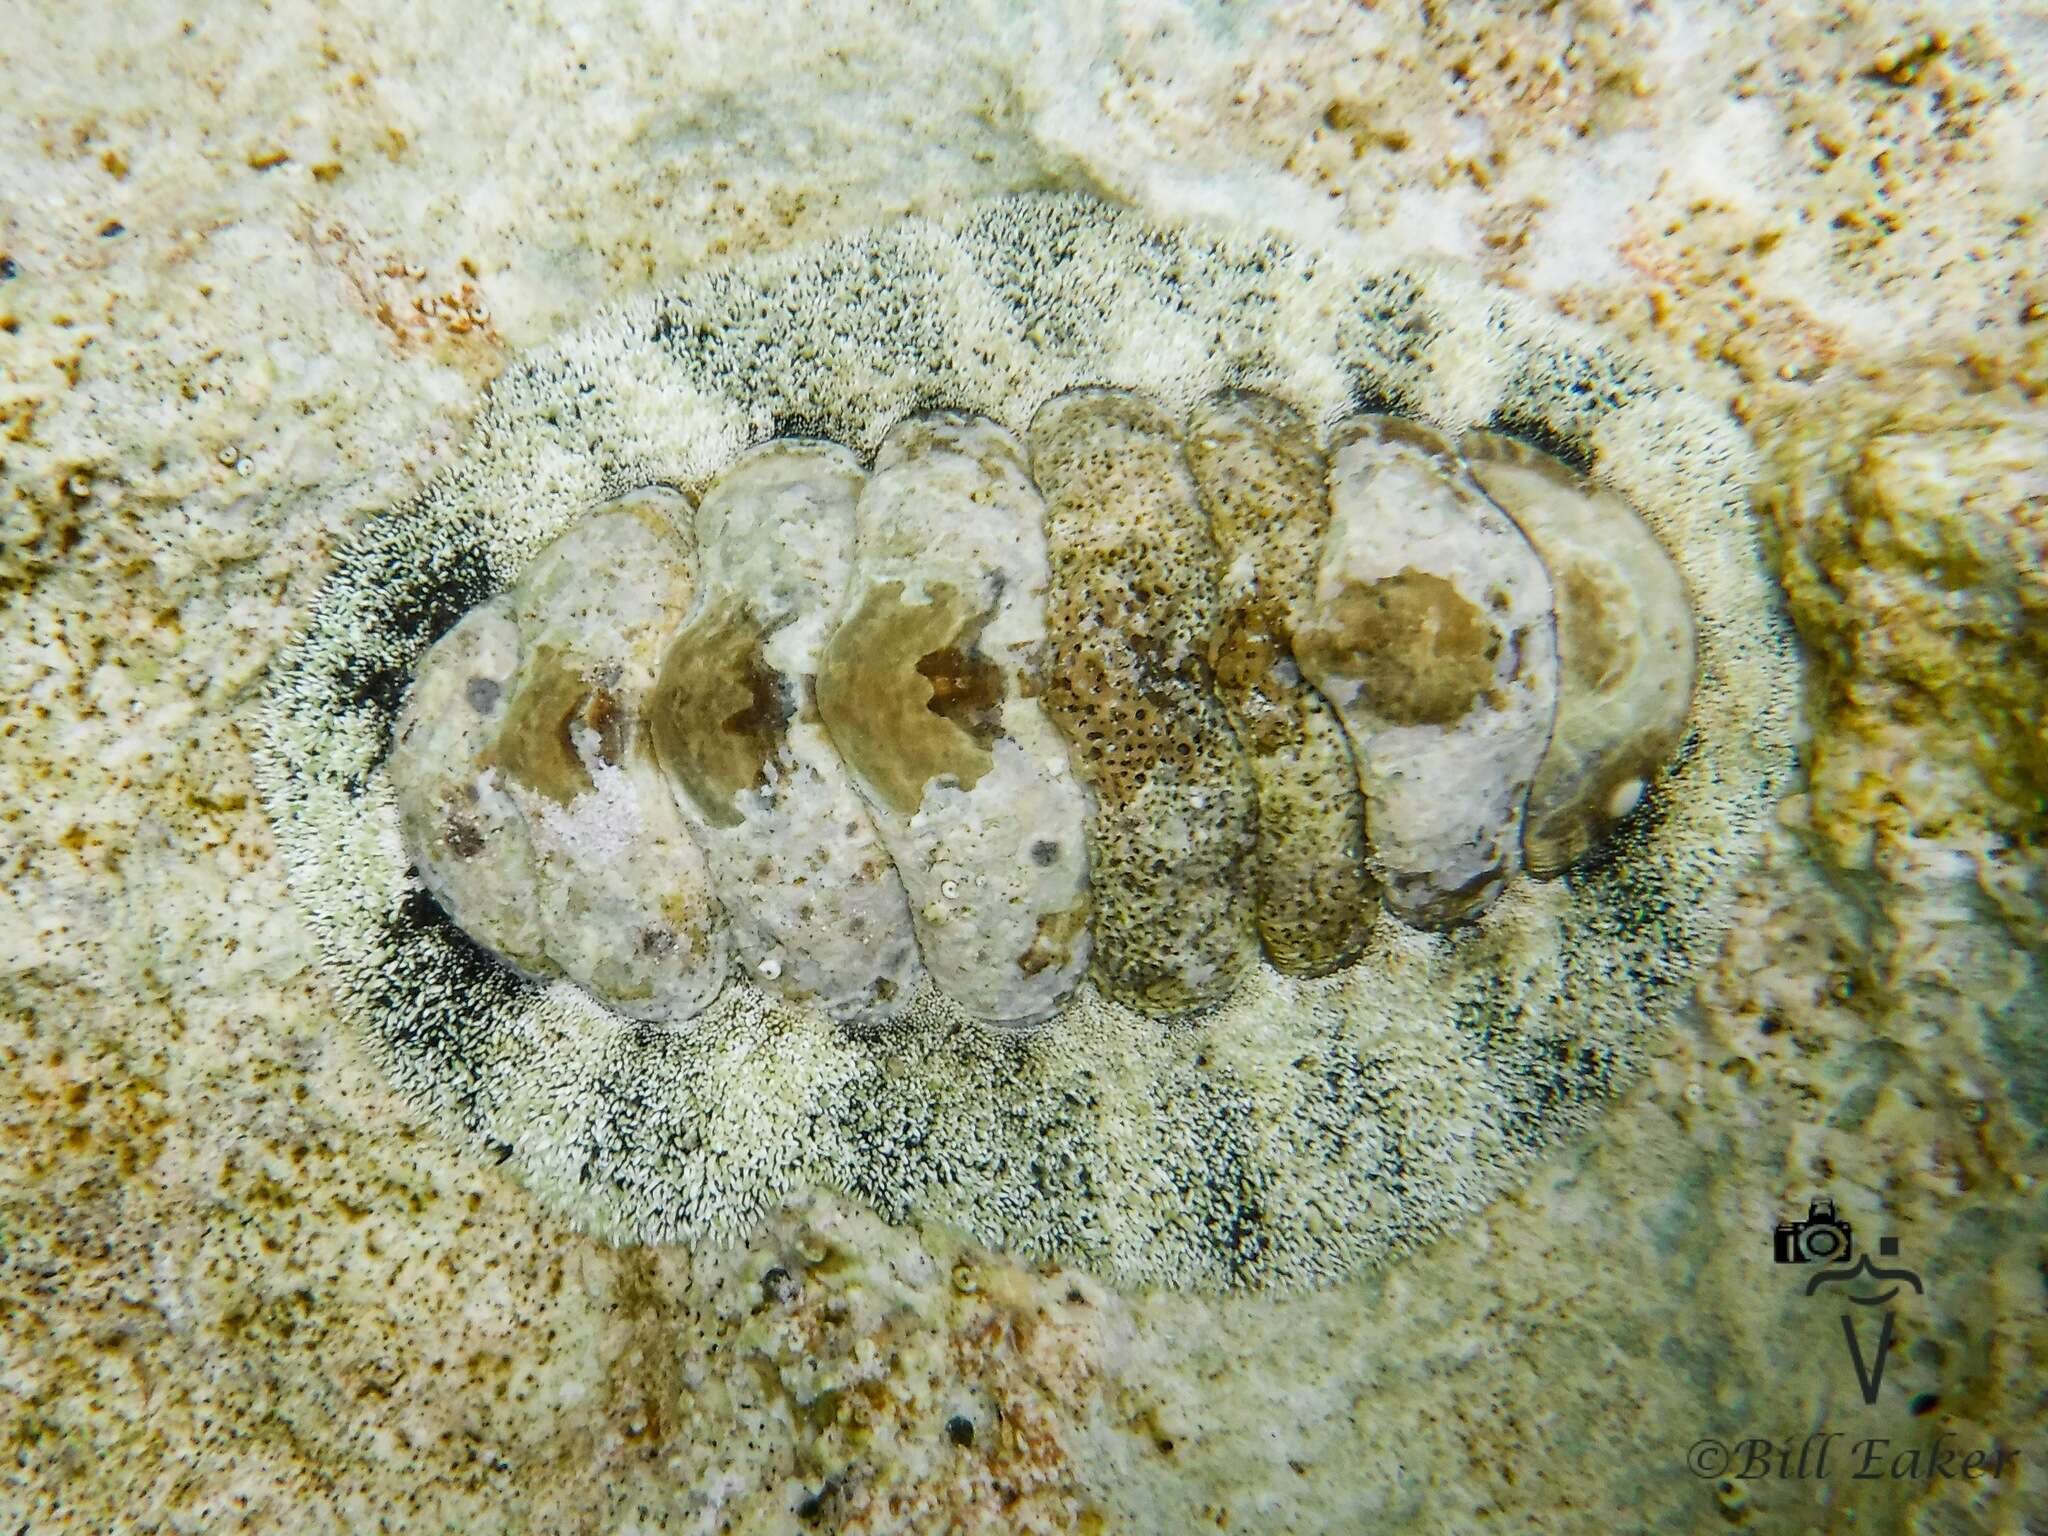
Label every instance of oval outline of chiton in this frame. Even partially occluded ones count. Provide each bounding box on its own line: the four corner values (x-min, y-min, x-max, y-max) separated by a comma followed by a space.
255, 192, 1795, 1293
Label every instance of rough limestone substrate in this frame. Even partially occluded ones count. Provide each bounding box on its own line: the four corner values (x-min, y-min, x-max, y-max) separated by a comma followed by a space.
254, 193, 1797, 1292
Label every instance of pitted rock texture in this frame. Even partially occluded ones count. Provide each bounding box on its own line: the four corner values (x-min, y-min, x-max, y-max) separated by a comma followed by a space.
1757, 354, 2048, 949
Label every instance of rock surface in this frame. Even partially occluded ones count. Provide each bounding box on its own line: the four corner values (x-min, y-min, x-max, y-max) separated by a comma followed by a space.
3, 1, 2043, 1532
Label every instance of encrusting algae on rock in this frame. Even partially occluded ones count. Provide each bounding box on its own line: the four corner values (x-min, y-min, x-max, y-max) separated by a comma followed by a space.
1755, 350, 2048, 948
257, 193, 1795, 1291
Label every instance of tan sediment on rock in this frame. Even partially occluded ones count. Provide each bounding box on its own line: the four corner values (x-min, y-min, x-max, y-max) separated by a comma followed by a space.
1185, 390, 1379, 974
1755, 356, 2048, 946
1027, 387, 1258, 1014
649, 441, 924, 1024
817, 412, 1092, 1022
15, 0, 2032, 1505
1296, 416, 1558, 927
1461, 431, 1698, 878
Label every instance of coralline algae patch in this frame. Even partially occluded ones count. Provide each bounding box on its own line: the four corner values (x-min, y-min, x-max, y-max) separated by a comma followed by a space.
257, 194, 1795, 1291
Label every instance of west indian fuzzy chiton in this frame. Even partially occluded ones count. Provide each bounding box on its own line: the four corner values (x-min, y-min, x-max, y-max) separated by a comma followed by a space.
258, 194, 1793, 1291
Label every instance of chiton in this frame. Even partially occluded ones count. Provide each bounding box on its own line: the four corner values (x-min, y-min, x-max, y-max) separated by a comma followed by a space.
258, 194, 1794, 1290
